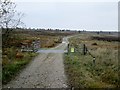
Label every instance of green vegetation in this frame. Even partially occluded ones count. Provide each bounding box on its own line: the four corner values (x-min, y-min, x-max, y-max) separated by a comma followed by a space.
2, 49, 38, 84
64, 34, 119, 88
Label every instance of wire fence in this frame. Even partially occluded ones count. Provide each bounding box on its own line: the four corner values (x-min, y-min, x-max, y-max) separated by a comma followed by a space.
67, 43, 96, 66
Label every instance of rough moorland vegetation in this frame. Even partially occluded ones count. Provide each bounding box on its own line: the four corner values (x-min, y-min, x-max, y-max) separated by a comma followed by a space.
64, 33, 119, 88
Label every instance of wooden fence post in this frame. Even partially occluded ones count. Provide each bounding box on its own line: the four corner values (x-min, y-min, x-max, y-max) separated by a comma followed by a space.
68, 43, 69, 53
83, 44, 87, 55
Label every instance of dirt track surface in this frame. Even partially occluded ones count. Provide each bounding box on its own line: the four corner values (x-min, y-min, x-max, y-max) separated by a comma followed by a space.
3, 37, 69, 88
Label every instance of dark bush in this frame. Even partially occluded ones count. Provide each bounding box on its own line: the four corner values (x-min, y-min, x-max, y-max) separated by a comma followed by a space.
92, 42, 97, 45
91, 36, 120, 42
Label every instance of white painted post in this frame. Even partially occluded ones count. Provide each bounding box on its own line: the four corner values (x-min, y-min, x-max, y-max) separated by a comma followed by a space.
93, 57, 96, 66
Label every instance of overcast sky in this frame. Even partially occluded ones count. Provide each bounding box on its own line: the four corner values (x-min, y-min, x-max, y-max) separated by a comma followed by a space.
13, 0, 118, 31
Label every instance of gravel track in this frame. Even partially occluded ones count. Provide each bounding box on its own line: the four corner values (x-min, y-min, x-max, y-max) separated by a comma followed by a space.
3, 37, 69, 88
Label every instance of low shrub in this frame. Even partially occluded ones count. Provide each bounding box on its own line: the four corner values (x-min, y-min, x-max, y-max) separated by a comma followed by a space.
92, 42, 97, 45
